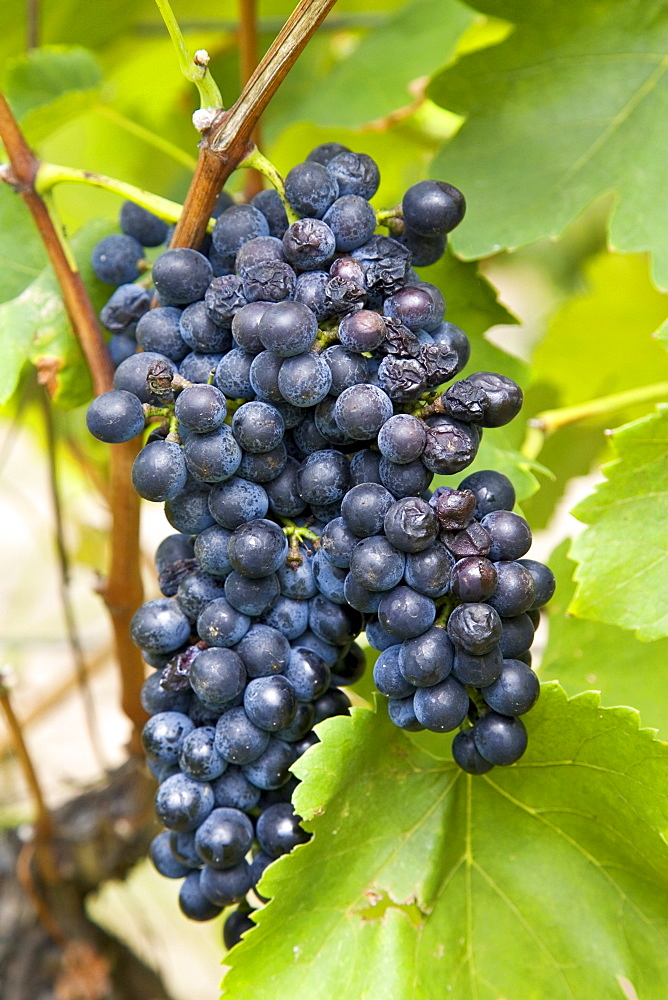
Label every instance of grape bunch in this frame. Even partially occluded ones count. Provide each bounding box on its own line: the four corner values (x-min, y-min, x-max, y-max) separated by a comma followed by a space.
86, 141, 554, 942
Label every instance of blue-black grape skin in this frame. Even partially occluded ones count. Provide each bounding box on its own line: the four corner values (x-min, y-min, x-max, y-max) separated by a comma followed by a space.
177, 569, 228, 621
132, 440, 188, 502
473, 712, 528, 766
136, 306, 189, 362
284, 646, 331, 701
142, 711, 195, 765
87, 154, 558, 921
153, 248, 213, 306
349, 536, 405, 592
214, 706, 270, 765
241, 738, 296, 790
194, 807, 254, 868
179, 726, 227, 781
224, 571, 280, 617
155, 772, 215, 831
451, 730, 494, 775
200, 860, 253, 906
398, 626, 454, 687
486, 561, 536, 617
235, 624, 291, 678
149, 831, 192, 879
482, 659, 540, 716
452, 645, 503, 687
378, 586, 436, 640
373, 645, 416, 699
256, 802, 310, 858
92, 234, 144, 285
189, 647, 246, 710
341, 483, 395, 538
243, 676, 298, 731
413, 675, 469, 733
130, 598, 192, 654
120, 200, 168, 246
86, 389, 145, 443
179, 870, 222, 921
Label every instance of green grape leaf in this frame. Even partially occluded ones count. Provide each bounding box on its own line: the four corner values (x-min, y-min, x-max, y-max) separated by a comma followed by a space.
542, 541, 668, 733
223, 688, 668, 999
569, 404, 668, 640
428, 0, 668, 288
296, 0, 475, 128
0, 218, 115, 407
4, 46, 102, 142
0, 185, 47, 303
532, 252, 668, 408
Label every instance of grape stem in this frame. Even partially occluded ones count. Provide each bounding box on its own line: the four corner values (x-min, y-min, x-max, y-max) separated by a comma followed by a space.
521, 381, 668, 459
35, 162, 217, 230
280, 518, 321, 567
0, 669, 58, 882
170, 0, 339, 250
0, 94, 146, 753
376, 205, 402, 226
312, 328, 340, 354
153, 0, 223, 110
239, 147, 299, 223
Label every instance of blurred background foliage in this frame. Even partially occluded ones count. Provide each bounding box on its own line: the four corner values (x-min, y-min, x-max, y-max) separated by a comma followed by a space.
0, 0, 666, 996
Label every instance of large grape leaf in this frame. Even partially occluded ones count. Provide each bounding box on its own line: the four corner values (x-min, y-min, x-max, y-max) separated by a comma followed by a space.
0, 218, 115, 407
3, 46, 102, 143
532, 252, 668, 407
569, 405, 668, 640
428, 0, 668, 289
294, 0, 475, 129
222, 687, 668, 999
542, 542, 668, 733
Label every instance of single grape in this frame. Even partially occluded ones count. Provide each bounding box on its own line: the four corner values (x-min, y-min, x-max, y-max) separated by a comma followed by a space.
398, 626, 454, 687
282, 218, 336, 271
92, 234, 144, 285
212, 766, 261, 811
278, 352, 333, 407
446, 603, 502, 655
225, 571, 279, 616
136, 306, 189, 362
199, 861, 253, 906
155, 772, 214, 831
179, 726, 227, 781
208, 478, 269, 529
323, 194, 376, 252
298, 449, 350, 506
284, 646, 331, 701
377, 585, 436, 640
263, 596, 309, 641
86, 389, 145, 443
227, 518, 289, 578
241, 738, 296, 790
387, 695, 424, 732
379, 456, 433, 499
153, 248, 213, 305
132, 440, 188, 502
164, 482, 216, 535
113, 351, 176, 404
179, 301, 230, 354
384, 497, 439, 553
285, 161, 339, 218
179, 871, 222, 921
450, 557, 498, 603
100, 283, 151, 332
235, 623, 291, 678
258, 300, 318, 357
197, 597, 250, 648
473, 712, 528, 766
149, 831, 191, 879
518, 559, 556, 609
377, 413, 426, 465
402, 179, 466, 236
413, 675, 468, 733
175, 384, 228, 433
130, 598, 192, 654
341, 482, 395, 538
251, 188, 289, 237
177, 569, 228, 621
257, 802, 309, 858
213, 347, 255, 399
350, 536, 405, 592
214, 706, 270, 764
183, 425, 242, 484
142, 711, 194, 764
334, 384, 393, 441
326, 152, 380, 200
452, 645, 503, 687
244, 676, 298, 732
189, 647, 246, 709
404, 542, 453, 599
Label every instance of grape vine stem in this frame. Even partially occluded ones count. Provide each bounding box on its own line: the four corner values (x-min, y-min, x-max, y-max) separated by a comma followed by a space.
0, 92, 146, 753
170, 0, 339, 250
239, 0, 263, 200
521, 381, 668, 459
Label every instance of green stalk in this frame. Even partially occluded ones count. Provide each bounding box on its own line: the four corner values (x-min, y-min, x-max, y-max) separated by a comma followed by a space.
521, 381, 668, 459
239, 147, 298, 222
95, 105, 198, 171
154, 0, 223, 109
35, 162, 217, 231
